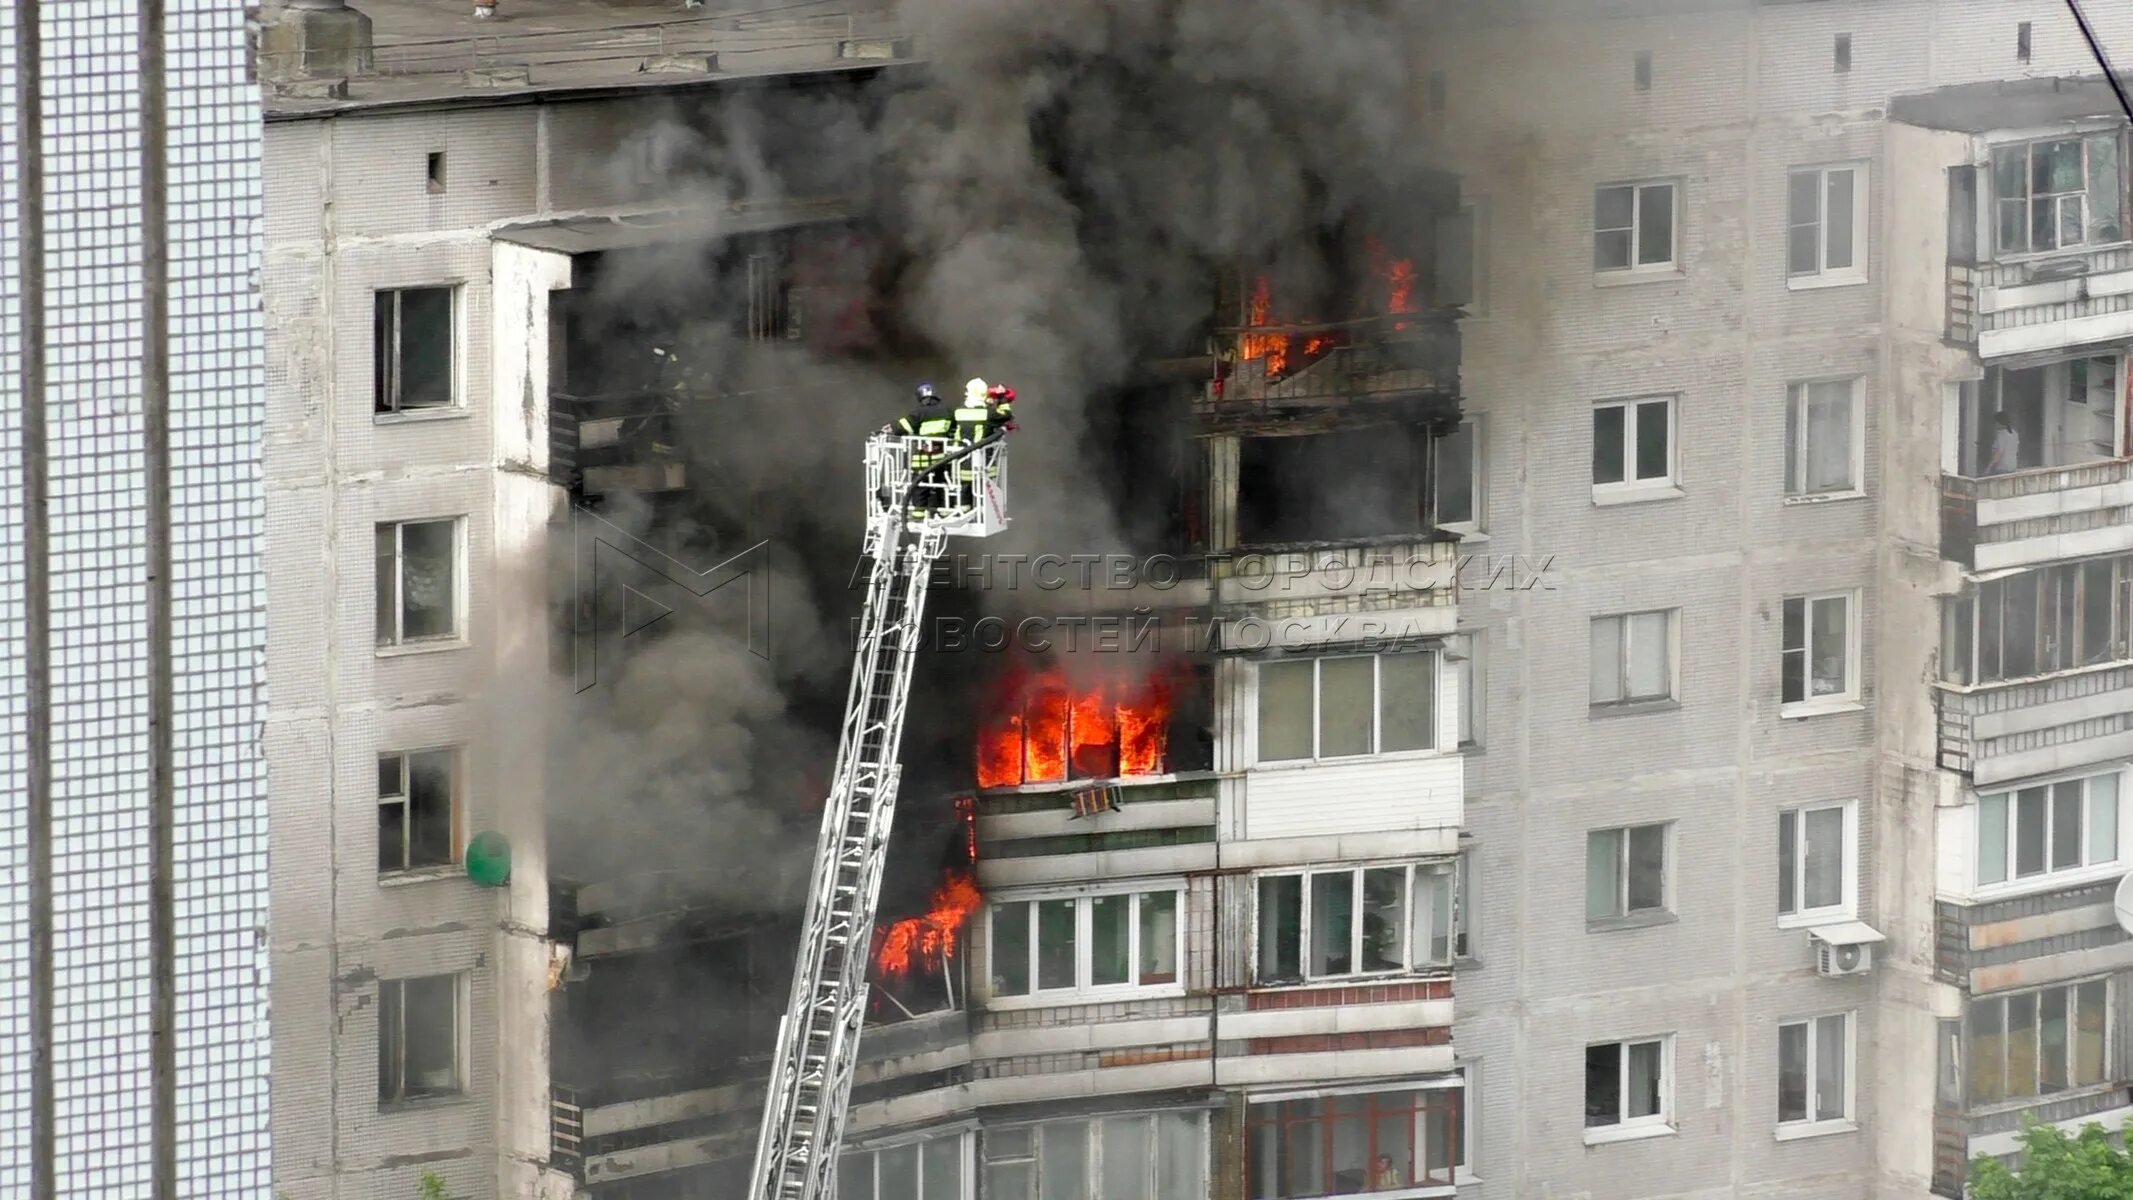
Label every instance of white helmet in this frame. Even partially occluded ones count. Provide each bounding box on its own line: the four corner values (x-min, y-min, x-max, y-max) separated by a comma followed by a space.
965, 378, 989, 404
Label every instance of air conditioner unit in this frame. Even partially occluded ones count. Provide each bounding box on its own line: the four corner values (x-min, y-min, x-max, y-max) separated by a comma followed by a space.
1809, 922, 1885, 978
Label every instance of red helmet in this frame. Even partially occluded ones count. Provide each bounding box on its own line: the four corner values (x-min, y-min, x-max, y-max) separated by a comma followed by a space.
988, 384, 1016, 402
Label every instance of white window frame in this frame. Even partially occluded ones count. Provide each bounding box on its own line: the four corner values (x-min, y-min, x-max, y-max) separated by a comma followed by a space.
1775, 1011, 1858, 1140
1786, 163, 1870, 289
1253, 860, 1460, 985
838, 1130, 975, 1200
982, 1110, 1206, 1200
1779, 590, 1861, 716
1941, 553, 2133, 686
1585, 823, 1671, 925
1988, 130, 2129, 261
1972, 767, 2127, 898
985, 882, 1186, 1007
373, 284, 462, 416
1583, 1036, 1675, 1145
1783, 378, 1865, 500
1590, 395, 1678, 501
376, 517, 466, 651
1776, 800, 1859, 928
376, 746, 460, 878
1594, 179, 1680, 275
1253, 650, 1441, 766
376, 973, 465, 1107
1453, 632, 1483, 749
1588, 610, 1678, 707
1432, 417, 1484, 536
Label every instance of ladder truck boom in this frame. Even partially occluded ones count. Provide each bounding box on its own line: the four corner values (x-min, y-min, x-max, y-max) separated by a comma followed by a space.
747, 424, 1009, 1200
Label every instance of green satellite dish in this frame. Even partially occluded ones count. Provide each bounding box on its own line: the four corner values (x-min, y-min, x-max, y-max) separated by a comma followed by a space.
466, 831, 511, 888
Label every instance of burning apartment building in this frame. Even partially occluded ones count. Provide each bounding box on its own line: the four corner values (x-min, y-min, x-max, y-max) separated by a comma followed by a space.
254, 0, 2133, 1198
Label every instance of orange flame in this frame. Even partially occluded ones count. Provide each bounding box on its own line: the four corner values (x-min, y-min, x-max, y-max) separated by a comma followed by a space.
1239, 276, 1289, 378
874, 870, 982, 980
1366, 235, 1420, 332
977, 666, 1178, 789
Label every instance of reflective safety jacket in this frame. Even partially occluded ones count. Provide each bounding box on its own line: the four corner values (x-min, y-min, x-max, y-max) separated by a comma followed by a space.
952, 403, 993, 444
897, 409, 955, 440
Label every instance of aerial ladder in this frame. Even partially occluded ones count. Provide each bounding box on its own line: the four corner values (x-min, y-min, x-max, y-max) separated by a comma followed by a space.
746, 413, 1010, 1200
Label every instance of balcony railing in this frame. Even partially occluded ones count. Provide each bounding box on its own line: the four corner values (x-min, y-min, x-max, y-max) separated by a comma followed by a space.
1934, 663, 2133, 783
550, 390, 689, 498
1199, 311, 1461, 436
1946, 244, 2133, 357
1940, 458, 2133, 571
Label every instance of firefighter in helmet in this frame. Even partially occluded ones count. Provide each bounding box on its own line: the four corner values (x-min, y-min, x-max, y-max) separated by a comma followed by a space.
895, 383, 956, 516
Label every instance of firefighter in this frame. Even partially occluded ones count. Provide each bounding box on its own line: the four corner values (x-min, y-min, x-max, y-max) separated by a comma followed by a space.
984, 382, 1017, 431
954, 378, 1009, 502
895, 383, 955, 516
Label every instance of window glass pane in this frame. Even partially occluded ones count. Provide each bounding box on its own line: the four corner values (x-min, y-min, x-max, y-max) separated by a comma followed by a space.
1593, 406, 1626, 485
373, 292, 396, 412
1627, 825, 1666, 912
1362, 868, 1406, 972
407, 750, 453, 868
1788, 222, 1821, 276
1423, 868, 1453, 963
1587, 830, 1622, 921
1634, 399, 1670, 481
985, 1163, 1032, 1200
1319, 657, 1375, 758
1371, 1111, 1411, 1186
988, 1128, 1033, 1160
1456, 635, 1477, 746
377, 981, 402, 1100
1155, 1114, 1201, 1200
1090, 895, 1130, 987
374, 524, 396, 644
1979, 795, 2009, 886
1825, 170, 1855, 270
2006, 992, 2039, 1099
880, 1145, 919, 1200
398, 288, 454, 409
1137, 891, 1178, 985
1809, 596, 1848, 697
2090, 134, 2122, 243
1590, 617, 1623, 704
1037, 900, 1077, 990
399, 520, 456, 640
1282, 1104, 1321, 1196
1806, 387, 1853, 492
1257, 661, 1313, 763
2081, 558, 2115, 664
1802, 807, 1843, 911
401, 975, 458, 1097
841, 1154, 877, 1200
1328, 1104, 1367, 1191
2004, 572, 2039, 678
2091, 775, 2120, 865
1637, 185, 1674, 265
1785, 391, 1803, 491
1782, 599, 1805, 703
1258, 876, 1302, 981
1788, 171, 1820, 227
1436, 423, 1475, 526
1778, 812, 1798, 914
1627, 612, 1669, 699
1777, 1022, 1808, 1123
1814, 1015, 1848, 1121
2040, 987, 2070, 1095
1310, 871, 1354, 976
2039, 139, 2084, 195
1596, 185, 1635, 231
1422, 1097, 1455, 1181
1585, 1043, 1621, 1126
1970, 999, 2005, 1104
378, 797, 405, 874
992, 902, 1030, 996
1379, 652, 1435, 752
2076, 981, 2109, 1085
921, 1140, 961, 1200
2015, 786, 2049, 877
1099, 1119, 1151, 1200
1626, 1040, 1663, 1119
1596, 229, 1633, 272
1037, 1121, 1090, 1200
2052, 781, 2085, 871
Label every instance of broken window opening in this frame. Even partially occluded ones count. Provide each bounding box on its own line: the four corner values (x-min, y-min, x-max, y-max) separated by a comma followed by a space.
1941, 554, 2133, 685
1237, 424, 1437, 546
377, 974, 462, 1104
1433, 417, 1481, 530
1991, 132, 2125, 257
373, 286, 456, 413
1956, 354, 2123, 477
975, 659, 1209, 789
1245, 1083, 1463, 1196
378, 748, 455, 873
375, 518, 460, 646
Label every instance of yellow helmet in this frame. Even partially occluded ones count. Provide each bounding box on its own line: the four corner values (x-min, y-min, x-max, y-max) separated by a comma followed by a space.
964, 378, 989, 404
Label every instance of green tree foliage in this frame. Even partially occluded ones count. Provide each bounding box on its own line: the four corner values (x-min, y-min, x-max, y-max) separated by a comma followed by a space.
1970, 1119, 2133, 1199
416, 1171, 450, 1200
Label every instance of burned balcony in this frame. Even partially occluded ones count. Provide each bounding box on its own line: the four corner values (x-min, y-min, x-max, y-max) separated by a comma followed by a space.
550, 390, 689, 499
1201, 311, 1462, 437
1941, 353, 2133, 571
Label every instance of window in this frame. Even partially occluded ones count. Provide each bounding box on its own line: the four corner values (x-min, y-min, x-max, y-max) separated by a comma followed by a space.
1780, 592, 1857, 710
839, 1134, 968, 1200
1787, 166, 1867, 285
1589, 611, 1675, 706
1991, 133, 2125, 256
989, 887, 1181, 999
378, 749, 456, 874
1247, 1084, 1463, 1196
1976, 771, 2122, 890
1784, 379, 1862, 497
1453, 632, 1482, 748
375, 519, 460, 646
1586, 825, 1668, 923
983, 1112, 1204, 1200
1595, 180, 1677, 272
1956, 355, 2124, 476
425, 151, 446, 194
377, 974, 461, 1104
1966, 979, 2110, 1106
1455, 847, 1478, 960
1256, 651, 1437, 764
1256, 862, 1457, 984
1832, 34, 1851, 73
1433, 418, 1481, 531
1591, 396, 1675, 493
1777, 802, 1856, 924
1777, 1012, 1855, 1133
1585, 1037, 1670, 1138
1942, 556, 2133, 685
1435, 204, 1486, 316
373, 287, 455, 413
